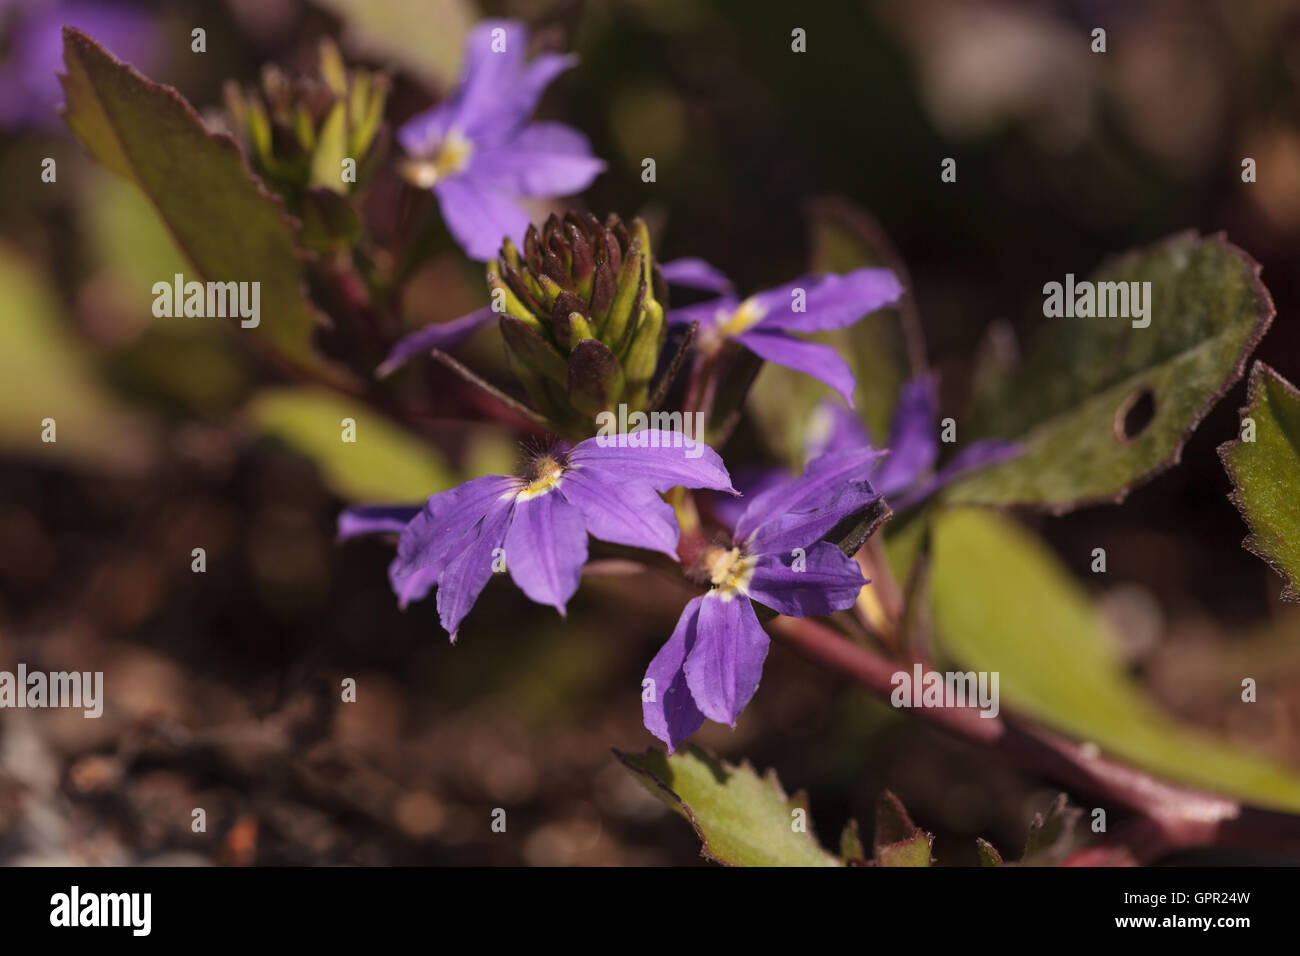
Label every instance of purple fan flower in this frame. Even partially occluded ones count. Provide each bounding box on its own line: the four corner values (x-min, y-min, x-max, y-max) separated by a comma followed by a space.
667, 266, 903, 405
806, 375, 1021, 511
3, 1, 160, 127
340, 431, 734, 640
643, 448, 882, 752
397, 19, 605, 261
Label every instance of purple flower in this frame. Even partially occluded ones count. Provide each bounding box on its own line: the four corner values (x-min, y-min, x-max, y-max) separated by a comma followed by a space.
340, 431, 734, 640
4, 1, 160, 127
643, 448, 882, 752
667, 266, 903, 405
397, 19, 605, 261
807, 375, 1021, 511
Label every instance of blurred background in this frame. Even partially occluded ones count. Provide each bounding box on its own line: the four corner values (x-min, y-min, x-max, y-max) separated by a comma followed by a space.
2, 0, 1300, 865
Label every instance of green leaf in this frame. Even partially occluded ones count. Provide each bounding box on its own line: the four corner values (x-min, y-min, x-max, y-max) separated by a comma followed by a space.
975, 837, 1004, 867
947, 232, 1273, 512
60, 28, 350, 387
310, 0, 475, 91
1020, 794, 1083, 866
614, 746, 842, 867
876, 831, 933, 867
1220, 362, 1300, 601
839, 818, 867, 864
747, 197, 926, 467
0, 245, 154, 470
246, 386, 454, 503
871, 790, 933, 866
930, 508, 1300, 813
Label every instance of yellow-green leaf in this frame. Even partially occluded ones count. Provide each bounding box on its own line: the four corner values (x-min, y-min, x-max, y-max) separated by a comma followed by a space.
930, 508, 1300, 814
246, 387, 454, 503
615, 746, 841, 867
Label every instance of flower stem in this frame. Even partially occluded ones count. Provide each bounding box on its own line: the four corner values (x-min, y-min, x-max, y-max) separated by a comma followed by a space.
769, 614, 1300, 862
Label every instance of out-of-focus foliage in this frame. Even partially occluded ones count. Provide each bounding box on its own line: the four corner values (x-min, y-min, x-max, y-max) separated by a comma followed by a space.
930, 508, 1300, 813
246, 387, 454, 503
0, 245, 153, 469
310, 0, 474, 91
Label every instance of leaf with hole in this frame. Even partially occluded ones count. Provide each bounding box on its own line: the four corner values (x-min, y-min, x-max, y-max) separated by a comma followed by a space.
1219, 362, 1300, 601
946, 232, 1273, 512
614, 746, 841, 867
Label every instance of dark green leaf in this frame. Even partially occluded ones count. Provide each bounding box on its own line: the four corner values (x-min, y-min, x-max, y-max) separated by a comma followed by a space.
1219, 362, 1300, 601
60, 28, 351, 386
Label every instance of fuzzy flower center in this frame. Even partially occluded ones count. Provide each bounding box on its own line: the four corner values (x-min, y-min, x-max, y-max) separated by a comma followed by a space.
402, 128, 475, 188
517, 454, 566, 500
703, 545, 755, 599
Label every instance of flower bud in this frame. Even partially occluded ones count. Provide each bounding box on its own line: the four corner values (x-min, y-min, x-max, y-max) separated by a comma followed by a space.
224, 38, 389, 210
489, 212, 668, 432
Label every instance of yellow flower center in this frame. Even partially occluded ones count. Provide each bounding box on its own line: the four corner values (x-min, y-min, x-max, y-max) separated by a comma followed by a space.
401, 128, 475, 188
703, 545, 755, 599
717, 297, 767, 337
517, 455, 565, 501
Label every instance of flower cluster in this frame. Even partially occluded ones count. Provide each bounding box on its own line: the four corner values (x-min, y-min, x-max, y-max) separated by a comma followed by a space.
340, 18, 1013, 753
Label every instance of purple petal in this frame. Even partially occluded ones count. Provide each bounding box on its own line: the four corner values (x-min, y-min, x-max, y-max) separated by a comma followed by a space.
396, 102, 455, 157
706, 466, 790, 533
735, 447, 884, 544
750, 268, 903, 334
394, 475, 517, 607
4, 4, 160, 127
377, 307, 496, 377
743, 486, 878, 556
435, 494, 515, 639
443, 20, 576, 145
873, 375, 939, 496
558, 470, 680, 557
472, 122, 605, 196
891, 439, 1023, 512
660, 258, 734, 295
683, 594, 770, 727
386, 559, 441, 608
746, 543, 865, 618
804, 400, 875, 461
434, 175, 532, 261
504, 489, 588, 614
642, 596, 707, 753
736, 328, 858, 406
666, 296, 736, 329
568, 429, 734, 493
337, 505, 420, 540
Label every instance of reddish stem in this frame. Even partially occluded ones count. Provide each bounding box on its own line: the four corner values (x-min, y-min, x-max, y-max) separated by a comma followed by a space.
770, 615, 1300, 863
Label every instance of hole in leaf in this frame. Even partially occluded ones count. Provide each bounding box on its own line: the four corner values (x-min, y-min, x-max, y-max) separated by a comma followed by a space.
1115, 386, 1157, 442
